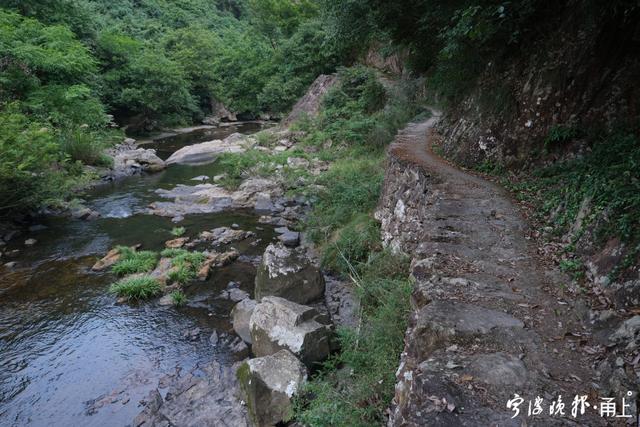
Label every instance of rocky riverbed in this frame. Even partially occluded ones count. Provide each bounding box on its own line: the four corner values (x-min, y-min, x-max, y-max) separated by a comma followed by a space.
0, 115, 359, 427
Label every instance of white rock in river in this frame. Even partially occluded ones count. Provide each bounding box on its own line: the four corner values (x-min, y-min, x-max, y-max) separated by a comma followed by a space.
113, 148, 165, 172
165, 133, 253, 165
148, 178, 283, 217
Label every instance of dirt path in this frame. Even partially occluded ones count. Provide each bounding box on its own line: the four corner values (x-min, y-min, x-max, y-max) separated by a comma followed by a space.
377, 114, 621, 425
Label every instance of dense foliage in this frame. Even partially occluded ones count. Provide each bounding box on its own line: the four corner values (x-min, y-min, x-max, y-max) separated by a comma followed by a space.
0, 0, 342, 214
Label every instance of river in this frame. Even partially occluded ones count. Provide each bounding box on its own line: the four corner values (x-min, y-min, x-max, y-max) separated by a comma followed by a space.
0, 123, 272, 426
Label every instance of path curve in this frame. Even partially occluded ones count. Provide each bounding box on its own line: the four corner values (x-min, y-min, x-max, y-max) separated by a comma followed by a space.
377, 113, 611, 426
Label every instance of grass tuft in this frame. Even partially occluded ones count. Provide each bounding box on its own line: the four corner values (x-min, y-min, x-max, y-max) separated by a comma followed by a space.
321, 214, 382, 276
169, 290, 187, 306
170, 226, 186, 237
161, 249, 206, 284
294, 251, 412, 426
111, 246, 158, 276
109, 276, 161, 300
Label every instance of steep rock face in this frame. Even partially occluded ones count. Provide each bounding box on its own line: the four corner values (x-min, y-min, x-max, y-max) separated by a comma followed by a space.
438, 6, 640, 169
282, 74, 338, 125
434, 5, 640, 310
362, 43, 408, 75
203, 99, 237, 125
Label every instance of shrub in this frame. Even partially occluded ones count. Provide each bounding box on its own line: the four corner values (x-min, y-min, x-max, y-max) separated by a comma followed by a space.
59, 127, 112, 166
506, 129, 640, 277
109, 276, 161, 300
0, 107, 62, 213
111, 247, 158, 276
544, 124, 579, 148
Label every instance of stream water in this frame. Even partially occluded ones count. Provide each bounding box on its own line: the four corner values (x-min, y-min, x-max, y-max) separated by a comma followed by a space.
0, 123, 272, 427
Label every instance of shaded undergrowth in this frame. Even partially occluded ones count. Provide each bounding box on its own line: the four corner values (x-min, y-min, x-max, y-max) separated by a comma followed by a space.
504, 129, 640, 279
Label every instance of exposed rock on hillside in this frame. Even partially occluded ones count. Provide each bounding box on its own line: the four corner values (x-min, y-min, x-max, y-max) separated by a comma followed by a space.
282, 74, 338, 125
438, 6, 640, 169
202, 99, 237, 125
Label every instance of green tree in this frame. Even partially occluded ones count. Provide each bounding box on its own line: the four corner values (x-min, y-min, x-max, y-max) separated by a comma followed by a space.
163, 26, 220, 112
0, 106, 62, 212
116, 49, 198, 125
248, 0, 318, 47
0, 9, 97, 98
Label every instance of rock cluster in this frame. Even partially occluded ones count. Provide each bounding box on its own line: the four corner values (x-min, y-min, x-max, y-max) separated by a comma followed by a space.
134, 361, 250, 427
230, 242, 333, 426
148, 178, 284, 219
103, 138, 166, 181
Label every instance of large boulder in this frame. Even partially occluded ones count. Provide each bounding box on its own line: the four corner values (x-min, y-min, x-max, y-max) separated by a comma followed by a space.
232, 298, 257, 344
237, 350, 307, 427
166, 134, 249, 165
250, 296, 332, 366
113, 148, 166, 173
255, 243, 325, 304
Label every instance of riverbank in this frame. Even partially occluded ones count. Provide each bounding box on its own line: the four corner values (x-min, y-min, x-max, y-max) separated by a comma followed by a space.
0, 66, 428, 426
